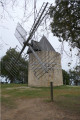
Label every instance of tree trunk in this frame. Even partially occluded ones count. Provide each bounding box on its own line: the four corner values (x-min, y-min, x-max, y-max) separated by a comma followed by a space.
75, 80, 78, 86
10, 77, 14, 83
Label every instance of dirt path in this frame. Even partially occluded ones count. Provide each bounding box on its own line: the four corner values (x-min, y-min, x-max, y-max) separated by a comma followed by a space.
1, 98, 80, 120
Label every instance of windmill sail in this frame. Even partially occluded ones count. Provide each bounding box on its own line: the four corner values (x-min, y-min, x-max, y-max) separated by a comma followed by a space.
4, 46, 29, 80
15, 23, 27, 46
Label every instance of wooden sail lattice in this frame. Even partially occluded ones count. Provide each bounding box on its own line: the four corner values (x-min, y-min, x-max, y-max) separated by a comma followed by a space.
4, 46, 29, 78
29, 51, 60, 79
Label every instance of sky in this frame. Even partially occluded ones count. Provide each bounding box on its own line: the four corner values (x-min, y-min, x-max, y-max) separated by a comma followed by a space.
0, 0, 79, 71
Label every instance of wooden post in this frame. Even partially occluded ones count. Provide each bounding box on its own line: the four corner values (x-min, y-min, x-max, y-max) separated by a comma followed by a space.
50, 82, 53, 102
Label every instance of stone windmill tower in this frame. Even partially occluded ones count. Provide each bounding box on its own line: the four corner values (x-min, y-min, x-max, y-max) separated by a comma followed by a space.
27, 35, 63, 87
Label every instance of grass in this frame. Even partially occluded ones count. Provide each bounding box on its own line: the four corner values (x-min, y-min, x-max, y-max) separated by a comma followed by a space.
1, 84, 80, 113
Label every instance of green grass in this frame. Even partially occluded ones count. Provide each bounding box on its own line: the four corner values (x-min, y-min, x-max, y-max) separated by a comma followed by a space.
1, 83, 27, 88
1, 84, 80, 113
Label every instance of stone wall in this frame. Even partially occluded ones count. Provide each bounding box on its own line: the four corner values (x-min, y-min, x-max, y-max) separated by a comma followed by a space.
28, 51, 63, 87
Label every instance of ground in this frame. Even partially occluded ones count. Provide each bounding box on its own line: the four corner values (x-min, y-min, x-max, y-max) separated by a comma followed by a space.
1, 84, 80, 120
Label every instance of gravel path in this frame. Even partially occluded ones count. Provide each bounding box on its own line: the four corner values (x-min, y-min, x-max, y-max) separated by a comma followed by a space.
1, 98, 80, 120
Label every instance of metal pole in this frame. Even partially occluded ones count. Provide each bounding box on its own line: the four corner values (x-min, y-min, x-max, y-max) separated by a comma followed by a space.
50, 82, 53, 102
34, 0, 36, 39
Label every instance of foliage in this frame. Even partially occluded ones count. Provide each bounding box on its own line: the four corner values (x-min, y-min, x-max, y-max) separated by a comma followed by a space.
69, 66, 80, 86
62, 69, 70, 85
49, 0, 80, 49
1, 48, 28, 83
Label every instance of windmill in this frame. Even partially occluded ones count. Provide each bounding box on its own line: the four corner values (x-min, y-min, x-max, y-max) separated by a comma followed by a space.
3, 2, 51, 82
4, 2, 63, 86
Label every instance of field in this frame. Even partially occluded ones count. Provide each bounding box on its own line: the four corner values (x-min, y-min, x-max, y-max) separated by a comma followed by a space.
1, 84, 80, 120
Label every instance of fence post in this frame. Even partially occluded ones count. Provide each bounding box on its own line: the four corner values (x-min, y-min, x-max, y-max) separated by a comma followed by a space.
50, 82, 53, 102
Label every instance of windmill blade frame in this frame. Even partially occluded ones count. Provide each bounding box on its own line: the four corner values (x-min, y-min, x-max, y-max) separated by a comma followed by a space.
15, 2, 52, 61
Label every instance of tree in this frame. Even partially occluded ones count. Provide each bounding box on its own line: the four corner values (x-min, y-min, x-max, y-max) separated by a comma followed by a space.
62, 69, 70, 85
1, 48, 28, 83
49, 0, 80, 49
69, 66, 80, 86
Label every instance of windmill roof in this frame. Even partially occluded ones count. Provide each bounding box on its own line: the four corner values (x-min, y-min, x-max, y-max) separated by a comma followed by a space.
27, 35, 55, 54
39, 36, 55, 51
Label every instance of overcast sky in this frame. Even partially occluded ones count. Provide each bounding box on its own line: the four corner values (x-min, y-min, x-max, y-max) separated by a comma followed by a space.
0, 0, 78, 71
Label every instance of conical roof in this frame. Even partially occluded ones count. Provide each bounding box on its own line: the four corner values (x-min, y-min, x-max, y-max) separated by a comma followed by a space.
27, 35, 55, 54
39, 35, 55, 51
